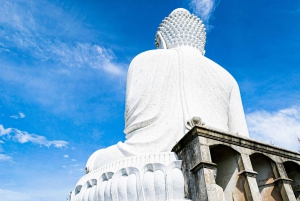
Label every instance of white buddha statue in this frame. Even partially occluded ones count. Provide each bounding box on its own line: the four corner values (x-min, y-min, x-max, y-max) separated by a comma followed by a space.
86, 8, 249, 173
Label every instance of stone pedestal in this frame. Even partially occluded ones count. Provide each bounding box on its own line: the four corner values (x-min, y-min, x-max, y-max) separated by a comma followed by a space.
172, 125, 300, 201
70, 152, 189, 201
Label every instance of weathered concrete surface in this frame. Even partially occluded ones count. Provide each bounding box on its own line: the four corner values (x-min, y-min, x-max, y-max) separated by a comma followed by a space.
173, 125, 300, 201
210, 145, 247, 201
176, 132, 219, 201
250, 154, 283, 201
284, 162, 300, 200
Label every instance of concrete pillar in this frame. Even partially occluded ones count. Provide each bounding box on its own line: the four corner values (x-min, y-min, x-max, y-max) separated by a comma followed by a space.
176, 136, 219, 201
190, 161, 218, 201
238, 153, 262, 201
274, 162, 297, 201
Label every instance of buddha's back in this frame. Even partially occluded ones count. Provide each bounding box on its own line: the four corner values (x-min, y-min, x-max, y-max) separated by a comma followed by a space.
119, 46, 248, 156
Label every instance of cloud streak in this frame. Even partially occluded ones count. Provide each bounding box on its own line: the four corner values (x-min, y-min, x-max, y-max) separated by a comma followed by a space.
246, 106, 300, 152
189, 0, 220, 29
9, 112, 26, 119
0, 189, 31, 201
0, 124, 68, 148
0, 153, 12, 161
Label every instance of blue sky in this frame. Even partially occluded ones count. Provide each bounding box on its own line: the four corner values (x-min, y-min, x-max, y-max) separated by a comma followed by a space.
0, 0, 300, 200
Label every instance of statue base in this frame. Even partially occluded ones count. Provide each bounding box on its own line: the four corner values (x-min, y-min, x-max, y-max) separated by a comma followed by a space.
70, 152, 190, 201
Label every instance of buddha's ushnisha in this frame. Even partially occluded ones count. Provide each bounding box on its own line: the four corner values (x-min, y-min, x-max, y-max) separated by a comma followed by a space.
86, 8, 249, 172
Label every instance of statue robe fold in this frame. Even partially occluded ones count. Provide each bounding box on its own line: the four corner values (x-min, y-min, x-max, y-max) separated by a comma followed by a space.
117, 46, 249, 156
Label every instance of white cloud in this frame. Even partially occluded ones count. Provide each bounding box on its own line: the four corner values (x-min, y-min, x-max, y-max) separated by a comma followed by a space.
0, 125, 12, 136
51, 140, 69, 148
0, 0, 125, 76
246, 107, 300, 152
63, 154, 69, 158
189, 0, 220, 29
0, 153, 12, 161
9, 112, 26, 119
0, 124, 68, 148
19, 112, 25, 118
9, 115, 19, 119
0, 189, 31, 201
71, 159, 77, 162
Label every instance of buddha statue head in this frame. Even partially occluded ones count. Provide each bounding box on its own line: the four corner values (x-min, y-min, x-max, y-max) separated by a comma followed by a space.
155, 8, 206, 55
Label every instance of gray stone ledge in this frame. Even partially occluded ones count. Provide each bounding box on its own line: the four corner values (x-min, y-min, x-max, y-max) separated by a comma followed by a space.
274, 177, 293, 184
172, 125, 300, 161
238, 170, 258, 178
190, 161, 217, 174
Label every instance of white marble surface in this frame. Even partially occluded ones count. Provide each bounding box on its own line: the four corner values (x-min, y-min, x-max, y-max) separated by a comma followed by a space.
118, 45, 249, 155
71, 153, 188, 201
87, 45, 249, 171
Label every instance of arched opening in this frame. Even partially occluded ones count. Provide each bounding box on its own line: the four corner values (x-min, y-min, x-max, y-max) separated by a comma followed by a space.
210, 144, 247, 201
283, 161, 300, 199
250, 153, 283, 201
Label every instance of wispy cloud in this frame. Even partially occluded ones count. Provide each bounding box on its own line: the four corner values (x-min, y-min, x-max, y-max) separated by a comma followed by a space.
0, 0, 125, 76
246, 106, 300, 152
0, 153, 12, 161
19, 112, 25, 118
9, 112, 25, 119
0, 124, 68, 148
0, 189, 31, 201
189, 0, 220, 29
63, 154, 69, 158
0, 125, 12, 136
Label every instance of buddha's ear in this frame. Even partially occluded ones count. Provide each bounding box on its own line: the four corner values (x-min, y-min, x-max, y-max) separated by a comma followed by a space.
155, 31, 167, 49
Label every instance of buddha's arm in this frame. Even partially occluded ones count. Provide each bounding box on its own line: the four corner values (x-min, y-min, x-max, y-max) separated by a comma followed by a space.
228, 82, 249, 137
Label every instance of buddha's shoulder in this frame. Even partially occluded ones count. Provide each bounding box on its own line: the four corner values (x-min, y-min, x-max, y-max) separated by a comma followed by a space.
129, 48, 238, 85
132, 49, 175, 61
201, 59, 239, 88
128, 49, 177, 70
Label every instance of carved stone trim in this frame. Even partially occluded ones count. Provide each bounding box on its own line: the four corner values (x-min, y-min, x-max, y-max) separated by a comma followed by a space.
71, 160, 186, 201
172, 126, 300, 161
238, 170, 258, 178
190, 161, 217, 174
274, 177, 293, 185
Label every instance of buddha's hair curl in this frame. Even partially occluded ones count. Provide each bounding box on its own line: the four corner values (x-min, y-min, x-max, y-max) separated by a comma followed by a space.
155, 8, 206, 55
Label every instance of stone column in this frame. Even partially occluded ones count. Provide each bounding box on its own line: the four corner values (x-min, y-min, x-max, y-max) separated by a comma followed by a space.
237, 153, 262, 201
272, 162, 296, 201
176, 135, 219, 201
